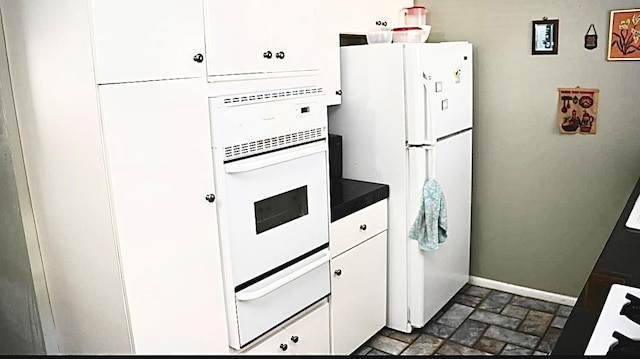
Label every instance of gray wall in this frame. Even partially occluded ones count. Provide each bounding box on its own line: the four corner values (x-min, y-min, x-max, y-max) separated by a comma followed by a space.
417, 0, 640, 296
0, 14, 45, 354
0, 75, 45, 355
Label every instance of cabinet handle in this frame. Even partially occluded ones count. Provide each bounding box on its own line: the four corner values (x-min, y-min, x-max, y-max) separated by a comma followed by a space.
375, 20, 382, 26
205, 194, 216, 203
280, 343, 288, 351
275, 51, 285, 59
335, 90, 342, 96
263, 50, 273, 59
334, 269, 342, 276
193, 53, 204, 63
290, 336, 299, 343
382, 21, 387, 27
360, 224, 367, 231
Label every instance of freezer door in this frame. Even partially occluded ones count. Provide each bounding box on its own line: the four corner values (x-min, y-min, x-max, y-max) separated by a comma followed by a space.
405, 43, 473, 143
407, 130, 472, 328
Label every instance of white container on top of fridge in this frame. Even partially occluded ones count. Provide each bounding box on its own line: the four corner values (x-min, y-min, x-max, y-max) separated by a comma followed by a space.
328, 42, 473, 333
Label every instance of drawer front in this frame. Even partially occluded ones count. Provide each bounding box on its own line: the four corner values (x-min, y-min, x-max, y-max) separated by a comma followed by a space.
235, 250, 330, 347
330, 199, 387, 257
243, 301, 330, 355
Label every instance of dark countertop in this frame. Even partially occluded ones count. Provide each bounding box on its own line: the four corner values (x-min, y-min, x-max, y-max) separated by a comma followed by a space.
553, 177, 640, 354
329, 178, 389, 223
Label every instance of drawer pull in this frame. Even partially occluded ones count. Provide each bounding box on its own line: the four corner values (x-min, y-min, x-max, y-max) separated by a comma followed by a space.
360, 224, 367, 231
290, 335, 299, 343
280, 343, 288, 351
334, 269, 342, 276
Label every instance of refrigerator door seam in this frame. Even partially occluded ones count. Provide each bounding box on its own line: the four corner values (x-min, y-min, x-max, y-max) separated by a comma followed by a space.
437, 127, 473, 142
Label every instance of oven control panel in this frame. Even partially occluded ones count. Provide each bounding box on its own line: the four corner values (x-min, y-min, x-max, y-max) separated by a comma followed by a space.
209, 87, 328, 162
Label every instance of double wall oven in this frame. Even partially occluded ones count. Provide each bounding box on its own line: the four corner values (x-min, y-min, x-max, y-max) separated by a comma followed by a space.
208, 77, 331, 349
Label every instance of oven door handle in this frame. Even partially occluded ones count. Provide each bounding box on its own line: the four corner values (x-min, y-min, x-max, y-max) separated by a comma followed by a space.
225, 141, 326, 174
236, 251, 330, 301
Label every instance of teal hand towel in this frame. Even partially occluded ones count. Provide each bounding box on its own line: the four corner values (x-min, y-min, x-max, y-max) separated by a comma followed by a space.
408, 178, 448, 251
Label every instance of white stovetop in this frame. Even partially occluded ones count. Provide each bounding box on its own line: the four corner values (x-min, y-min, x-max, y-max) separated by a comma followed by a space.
584, 284, 640, 355
626, 194, 640, 230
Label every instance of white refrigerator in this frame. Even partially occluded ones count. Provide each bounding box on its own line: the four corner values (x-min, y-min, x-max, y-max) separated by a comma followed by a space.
328, 42, 473, 333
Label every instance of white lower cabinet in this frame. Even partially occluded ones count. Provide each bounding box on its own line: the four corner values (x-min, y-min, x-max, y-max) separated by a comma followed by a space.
97, 78, 228, 353
242, 301, 330, 355
329, 200, 388, 355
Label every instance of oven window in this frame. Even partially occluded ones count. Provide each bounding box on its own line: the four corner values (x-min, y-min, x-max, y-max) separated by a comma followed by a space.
254, 186, 308, 234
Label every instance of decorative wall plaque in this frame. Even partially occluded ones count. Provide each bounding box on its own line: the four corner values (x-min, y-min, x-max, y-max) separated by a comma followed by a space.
557, 87, 599, 135
607, 9, 640, 60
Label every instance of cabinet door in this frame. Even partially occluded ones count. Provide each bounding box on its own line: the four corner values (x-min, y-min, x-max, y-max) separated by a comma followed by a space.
337, 0, 413, 34
204, 0, 272, 77
317, 5, 341, 106
269, 0, 321, 74
91, 0, 206, 84
204, 0, 321, 79
245, 302, 330, 355
98, 78, 228, 353
331, 232, 387, 355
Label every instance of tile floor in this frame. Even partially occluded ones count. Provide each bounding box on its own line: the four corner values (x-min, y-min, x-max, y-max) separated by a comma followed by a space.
352, 283, 572, 355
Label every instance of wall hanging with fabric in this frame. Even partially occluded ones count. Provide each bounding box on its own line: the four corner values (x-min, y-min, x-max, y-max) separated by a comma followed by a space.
557, 87, 599, 135
585, 24, 598, 50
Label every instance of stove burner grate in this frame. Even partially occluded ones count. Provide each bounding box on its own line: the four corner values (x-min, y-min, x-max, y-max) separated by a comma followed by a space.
620, 293, 640, 326
607, 331, 640, 355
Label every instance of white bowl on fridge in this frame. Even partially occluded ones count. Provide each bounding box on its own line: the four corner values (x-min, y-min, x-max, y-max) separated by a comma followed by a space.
392, 25, 432, 43
418, 25, 431, 42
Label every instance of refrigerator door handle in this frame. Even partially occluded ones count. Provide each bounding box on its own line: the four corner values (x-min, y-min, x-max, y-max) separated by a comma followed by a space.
407, 146, 437, 231
408, 146, 437, 181
426, 146, 436, 180
422, 76, 435, 144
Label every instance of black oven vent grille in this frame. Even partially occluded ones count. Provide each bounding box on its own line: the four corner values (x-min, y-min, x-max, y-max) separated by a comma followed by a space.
222, 87, 324, 105
223, 127, 325, 161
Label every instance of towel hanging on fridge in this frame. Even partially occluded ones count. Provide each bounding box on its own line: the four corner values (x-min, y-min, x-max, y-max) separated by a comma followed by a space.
408, 178, 448, 251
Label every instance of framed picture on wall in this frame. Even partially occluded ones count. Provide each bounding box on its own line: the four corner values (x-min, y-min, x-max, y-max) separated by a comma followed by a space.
532, 18, 559, 55
607, 8, 640, 60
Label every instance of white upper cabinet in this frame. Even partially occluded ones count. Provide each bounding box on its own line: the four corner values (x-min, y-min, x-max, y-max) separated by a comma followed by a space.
203, 0, 321, 79
336, 0, 414, 34
320, 0, 413, 106
317, 4, 342, 106
90, 0, 206, 84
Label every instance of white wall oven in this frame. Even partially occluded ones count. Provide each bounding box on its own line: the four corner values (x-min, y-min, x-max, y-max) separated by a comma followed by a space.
208, 78, 331, 349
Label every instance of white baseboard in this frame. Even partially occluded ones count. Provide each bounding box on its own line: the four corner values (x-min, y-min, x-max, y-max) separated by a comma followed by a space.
468, 276, 577, 307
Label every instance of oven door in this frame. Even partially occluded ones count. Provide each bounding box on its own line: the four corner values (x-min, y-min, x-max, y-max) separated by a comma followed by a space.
221, 141, 330, 288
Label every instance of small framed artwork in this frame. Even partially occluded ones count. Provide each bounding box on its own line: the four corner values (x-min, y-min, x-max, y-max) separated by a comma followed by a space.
607, 9, 640, 60
532, 18, 559, 55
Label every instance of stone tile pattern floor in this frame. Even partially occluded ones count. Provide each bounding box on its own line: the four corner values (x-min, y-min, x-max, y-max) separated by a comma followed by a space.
352, 283, 573, 356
